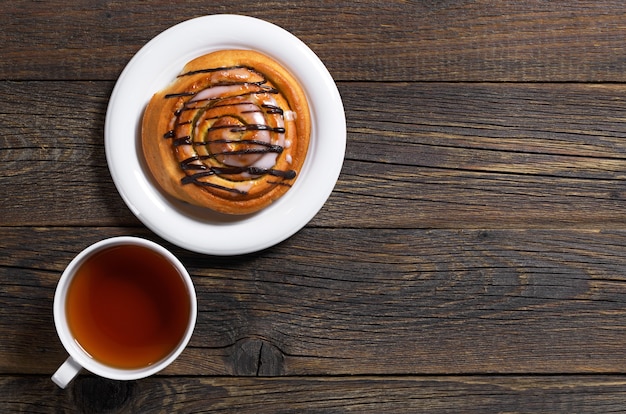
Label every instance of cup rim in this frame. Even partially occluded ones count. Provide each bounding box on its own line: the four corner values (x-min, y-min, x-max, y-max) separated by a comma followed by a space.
53, 236, 197, 380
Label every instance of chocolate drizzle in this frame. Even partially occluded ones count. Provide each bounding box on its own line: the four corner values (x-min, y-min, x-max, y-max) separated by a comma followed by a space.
180, 167, 296, 195
190, 139, 284, 153
177, 65, 265, 81
179, 140, 285, 168
164, 92, 196, 98
160, 64, 296, 195
262, 104, 284, 115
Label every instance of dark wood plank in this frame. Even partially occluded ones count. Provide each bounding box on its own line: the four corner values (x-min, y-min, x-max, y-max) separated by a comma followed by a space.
3, 375, 626, 413
2, 1, 626, 82
2, 81, 626, 229
330, 83, 626, 228
0, 80, 137, 226
3, 226, 626, 375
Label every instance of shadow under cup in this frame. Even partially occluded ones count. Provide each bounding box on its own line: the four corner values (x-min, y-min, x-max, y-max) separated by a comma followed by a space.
52, 237, 197, 388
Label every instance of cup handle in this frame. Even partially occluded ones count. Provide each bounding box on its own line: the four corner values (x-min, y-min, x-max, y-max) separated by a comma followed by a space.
52, 356, 82, 389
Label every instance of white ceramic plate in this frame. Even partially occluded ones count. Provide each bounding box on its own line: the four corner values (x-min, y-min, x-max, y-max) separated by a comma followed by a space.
105, 15, 346, 255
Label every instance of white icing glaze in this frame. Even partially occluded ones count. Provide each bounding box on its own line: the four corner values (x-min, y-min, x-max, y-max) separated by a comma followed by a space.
284, 110, 297, 121
190, 85, 243, 102
253, 152, 278, 170
234, 181, 253, 193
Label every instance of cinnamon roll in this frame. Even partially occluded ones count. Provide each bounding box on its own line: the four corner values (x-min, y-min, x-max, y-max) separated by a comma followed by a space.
141, 49, 311, 215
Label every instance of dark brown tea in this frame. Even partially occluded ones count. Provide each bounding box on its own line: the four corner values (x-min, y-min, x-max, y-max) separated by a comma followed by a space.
66, 244, 190, 369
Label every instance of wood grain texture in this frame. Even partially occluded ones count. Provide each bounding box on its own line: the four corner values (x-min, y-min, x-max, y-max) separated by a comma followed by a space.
2, 81, 625, 228
3, 1, 626, 411
3, 226, 626, 375
3, 375, 626, 413
2, 1, 625, 82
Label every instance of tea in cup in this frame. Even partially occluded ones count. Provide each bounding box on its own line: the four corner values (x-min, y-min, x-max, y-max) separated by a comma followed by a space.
51, 236, 196, 388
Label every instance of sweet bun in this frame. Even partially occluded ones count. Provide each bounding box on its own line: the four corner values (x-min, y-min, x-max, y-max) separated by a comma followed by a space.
141, 49, 311, 215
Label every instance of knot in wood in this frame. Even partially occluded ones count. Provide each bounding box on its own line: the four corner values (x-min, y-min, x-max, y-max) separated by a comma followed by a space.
232, 337, 285, 376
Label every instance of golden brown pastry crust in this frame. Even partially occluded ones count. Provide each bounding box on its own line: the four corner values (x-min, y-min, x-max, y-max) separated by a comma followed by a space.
142, 49, 311, 215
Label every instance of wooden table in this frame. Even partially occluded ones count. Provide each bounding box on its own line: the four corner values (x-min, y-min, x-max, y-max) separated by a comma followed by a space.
3, 1, 626, 412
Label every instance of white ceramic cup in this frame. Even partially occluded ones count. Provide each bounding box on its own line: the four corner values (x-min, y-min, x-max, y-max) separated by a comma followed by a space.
51, 236, 197, 389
